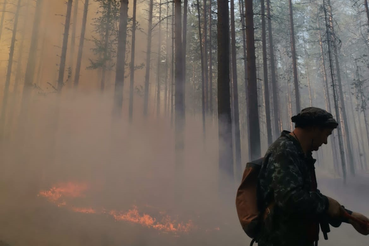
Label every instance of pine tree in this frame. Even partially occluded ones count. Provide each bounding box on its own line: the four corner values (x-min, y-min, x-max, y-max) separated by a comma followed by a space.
74, 0, 90, 88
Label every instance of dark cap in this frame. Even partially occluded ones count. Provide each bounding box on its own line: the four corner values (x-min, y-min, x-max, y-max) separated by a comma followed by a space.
291, 107, 338, 128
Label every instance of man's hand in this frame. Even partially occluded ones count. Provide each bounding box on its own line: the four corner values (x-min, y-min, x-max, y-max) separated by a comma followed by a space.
326, 196, 344, 218
349, 212, 369, 235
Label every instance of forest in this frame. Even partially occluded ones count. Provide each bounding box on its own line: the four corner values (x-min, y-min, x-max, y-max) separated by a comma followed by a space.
0, 0, 368, 246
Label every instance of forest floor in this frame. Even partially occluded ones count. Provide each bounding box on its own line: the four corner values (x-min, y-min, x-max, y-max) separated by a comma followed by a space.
1, 171, 368, 246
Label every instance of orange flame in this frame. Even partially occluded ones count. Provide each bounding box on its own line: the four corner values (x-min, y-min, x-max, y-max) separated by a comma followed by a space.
38, 182, 196, 234
38, 182, 88, 203
71, 207, 97, 214
110, 206, 194, 233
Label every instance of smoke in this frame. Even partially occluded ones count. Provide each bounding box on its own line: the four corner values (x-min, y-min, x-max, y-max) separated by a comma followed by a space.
0, 91, 240, 246
0, 90, 368, 246
0, 1, 368, 246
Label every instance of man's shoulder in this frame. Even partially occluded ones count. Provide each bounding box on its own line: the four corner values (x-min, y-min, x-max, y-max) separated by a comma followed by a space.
267, 134, 299, 156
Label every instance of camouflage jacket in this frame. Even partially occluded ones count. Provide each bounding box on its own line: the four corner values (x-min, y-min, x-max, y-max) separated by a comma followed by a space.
256, 131, 329, 246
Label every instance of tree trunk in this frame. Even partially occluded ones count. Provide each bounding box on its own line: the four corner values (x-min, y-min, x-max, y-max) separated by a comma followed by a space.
359, 111, 369, 170
196, 0, 206, 137
318, 20, 340, 172
164, 1, 169, 116
19, 0, 43, 119
144, 0, 154, 117
113, 0, 129, 117
69, 0, 79, 78
74, 0, 89, 88
323, 0, 347, 182
365, 0, 369, 32
288, 83, 293, 131
129, 0, 137, 122
349, 83, 365, 170
318, 20, 332, 111
171, 3, 175, 125
302, 35, 312, 106
208, 0, 213, 116
0, 0, 21, 137
57, 0, 73, 93
246, 0, 261, 160
261, 0, 272, 145
101, 1, 112, 92
156, 0, 162, 116
36, 25, 47, 85
230, 0, 241, 177
7, 0, 31, 133
203, 0, 208, 114
239, 0, 251, 160
0, 0, 7, 41
363, 109, 369, 158
183, 0, 188, 101
218, 0, 233, 182
327, 0, 355, 176
266, 0, 280, 138
174, 0, 185, 189
289, 0, 300, 113
353, 62, 368, 169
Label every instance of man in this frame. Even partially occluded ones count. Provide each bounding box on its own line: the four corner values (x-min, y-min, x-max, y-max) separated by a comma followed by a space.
256, 107, 369, 246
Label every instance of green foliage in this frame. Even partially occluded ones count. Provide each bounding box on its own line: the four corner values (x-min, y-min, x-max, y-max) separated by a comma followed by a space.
88, 0, 120, 71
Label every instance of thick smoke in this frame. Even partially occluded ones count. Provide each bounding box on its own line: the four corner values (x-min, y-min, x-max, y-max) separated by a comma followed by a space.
0, 91, 368, 246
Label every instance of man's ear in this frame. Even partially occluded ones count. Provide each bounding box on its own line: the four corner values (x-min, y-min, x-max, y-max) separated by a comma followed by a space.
305, 126, 314, 132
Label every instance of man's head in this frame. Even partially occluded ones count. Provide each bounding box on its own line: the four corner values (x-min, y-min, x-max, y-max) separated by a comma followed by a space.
291, 107, 338, 152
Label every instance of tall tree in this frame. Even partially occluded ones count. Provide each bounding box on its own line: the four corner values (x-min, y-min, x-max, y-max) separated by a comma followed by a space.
19, 0, 43, 119
246, 0, 261, 160
143, 0, 154, 116
0, 0, 7, 41
365, 0, 369, 31
208, 0, 213, 116
323, 0, 347, 182
74, 0, 90, 88
0, 0, 22, 137
317, 17, 340, 171
203, 0, 208, 113
266, 0, 280, 138
57, 0, 73, 92
164, 1, 169, 115
230, 0, 241, 176
113, 0, 129, 116
289, 0, 300, 113
129, 0, 137, 121
345, 67, 365, 170
69, 0, 79, 79
171, 3, 175, 125
239, 0, 251, 160
183, 0, 188, 99
352, 60, 369, 164
261, 0, 272, 145
156, 0, 162, 116
88, 1, 119, 90
217, 0, 233, 180
101, 1, 112, 91
196, 0, 206, 137
327, 0, 355, 176
7, 0, 31, 132
174, 0, 185, 187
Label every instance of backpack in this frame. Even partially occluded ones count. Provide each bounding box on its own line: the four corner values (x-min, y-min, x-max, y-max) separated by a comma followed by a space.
235, 158, 265, 244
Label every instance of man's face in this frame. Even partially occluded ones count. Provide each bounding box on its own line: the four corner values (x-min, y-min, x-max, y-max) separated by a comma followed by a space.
311, 127, 334, 151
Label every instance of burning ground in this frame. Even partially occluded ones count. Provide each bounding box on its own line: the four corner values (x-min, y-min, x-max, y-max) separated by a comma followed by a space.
38, 181, 195, 234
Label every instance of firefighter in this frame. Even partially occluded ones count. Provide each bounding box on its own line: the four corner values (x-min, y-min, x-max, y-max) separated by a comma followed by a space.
256, 107, 369, 246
